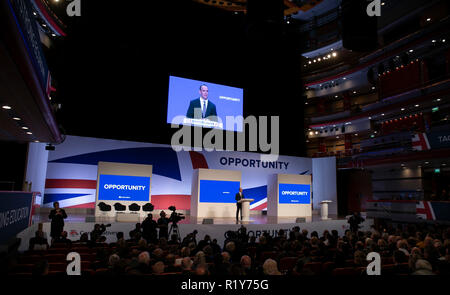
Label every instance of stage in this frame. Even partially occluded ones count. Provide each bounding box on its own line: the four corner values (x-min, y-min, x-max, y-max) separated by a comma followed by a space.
17, 209, 373, 252
31, 209, 343, 225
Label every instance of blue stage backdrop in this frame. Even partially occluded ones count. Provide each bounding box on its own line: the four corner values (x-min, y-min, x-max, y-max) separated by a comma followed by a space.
35, 135, 323, 210
278, 183, 311, 204
199, 180, 241, 203
0, 192, 34, 245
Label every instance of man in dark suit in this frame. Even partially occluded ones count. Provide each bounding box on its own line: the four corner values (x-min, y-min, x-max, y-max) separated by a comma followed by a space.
235, 187, 244, 222
48, 201, 67, 241
186, 84, 218, 121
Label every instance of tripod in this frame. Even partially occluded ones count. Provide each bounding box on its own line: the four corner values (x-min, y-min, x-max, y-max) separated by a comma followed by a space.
168, 222, 181, 242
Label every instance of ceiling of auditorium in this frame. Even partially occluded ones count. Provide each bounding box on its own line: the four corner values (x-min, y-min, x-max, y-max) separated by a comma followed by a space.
190, 0, 337, 19
0, 41, 58, 144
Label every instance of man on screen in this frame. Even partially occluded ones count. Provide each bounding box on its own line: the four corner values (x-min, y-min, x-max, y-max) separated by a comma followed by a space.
186, 84, 218, 121
235, 187, 244, 222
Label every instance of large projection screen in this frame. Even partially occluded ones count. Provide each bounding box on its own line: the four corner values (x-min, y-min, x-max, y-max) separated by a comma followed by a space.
167, 76, 244, 131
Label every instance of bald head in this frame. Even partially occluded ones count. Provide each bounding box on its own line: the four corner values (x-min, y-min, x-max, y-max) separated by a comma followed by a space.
181, 257, 193, 270
221, 251, 231, 263
138, 251, 150, 265
240, 255, 251, 268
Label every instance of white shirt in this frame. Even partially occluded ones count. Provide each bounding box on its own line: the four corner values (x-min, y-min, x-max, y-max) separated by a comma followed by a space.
200, 97, 208, 113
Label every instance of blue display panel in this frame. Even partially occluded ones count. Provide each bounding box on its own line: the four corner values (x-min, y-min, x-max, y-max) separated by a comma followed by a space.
278, 183, 310, 204
199, 180, 241, 203
167, 76, 244, 131
98, 174, 151, 201
0, 192, 33, 244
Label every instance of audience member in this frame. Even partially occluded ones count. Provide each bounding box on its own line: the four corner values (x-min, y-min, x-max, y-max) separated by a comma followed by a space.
262, 259, 281, 275
12, 218, 450, 276
29, 231, 49, 251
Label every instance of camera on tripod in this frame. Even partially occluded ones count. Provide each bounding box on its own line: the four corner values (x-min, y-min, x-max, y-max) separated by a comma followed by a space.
168, 206, 185, 224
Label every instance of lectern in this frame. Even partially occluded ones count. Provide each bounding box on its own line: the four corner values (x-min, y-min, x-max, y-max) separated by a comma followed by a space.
320, 200, 333, 220
239, 198, 254, 221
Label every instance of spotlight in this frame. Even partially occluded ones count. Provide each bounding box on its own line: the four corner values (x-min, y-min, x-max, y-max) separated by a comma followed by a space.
2, 105, 12, 110
332, 52, 337, 57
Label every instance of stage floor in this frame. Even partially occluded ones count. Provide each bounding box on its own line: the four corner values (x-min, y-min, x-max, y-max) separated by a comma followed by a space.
21, 211, 371, 252
32, 211, 342, 225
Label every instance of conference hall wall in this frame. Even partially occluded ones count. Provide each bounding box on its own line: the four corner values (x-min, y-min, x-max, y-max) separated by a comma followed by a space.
25, 135, 337, 214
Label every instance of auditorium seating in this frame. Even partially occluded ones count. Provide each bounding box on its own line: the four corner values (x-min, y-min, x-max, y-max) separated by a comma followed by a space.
303, 262, 322, 275
332, 267, 359, 276
10, 222, 448, 276
260, 251, 278, 262
379, 61, 422, 98
10, 243, 420, 276
279, 257, 298, 271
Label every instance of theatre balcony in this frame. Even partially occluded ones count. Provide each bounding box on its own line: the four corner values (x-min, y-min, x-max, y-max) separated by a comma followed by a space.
303, 0, 450, 167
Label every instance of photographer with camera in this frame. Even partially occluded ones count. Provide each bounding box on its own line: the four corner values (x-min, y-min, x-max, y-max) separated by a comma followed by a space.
348, 211, 365, 233
168, 206, 185, 224
167, 206, 185, 242
141, 214, 158, 244
157, 211, 169, 240
181, 230, 198, 248
129, 223, 142, 242
90, 223, 111, 245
